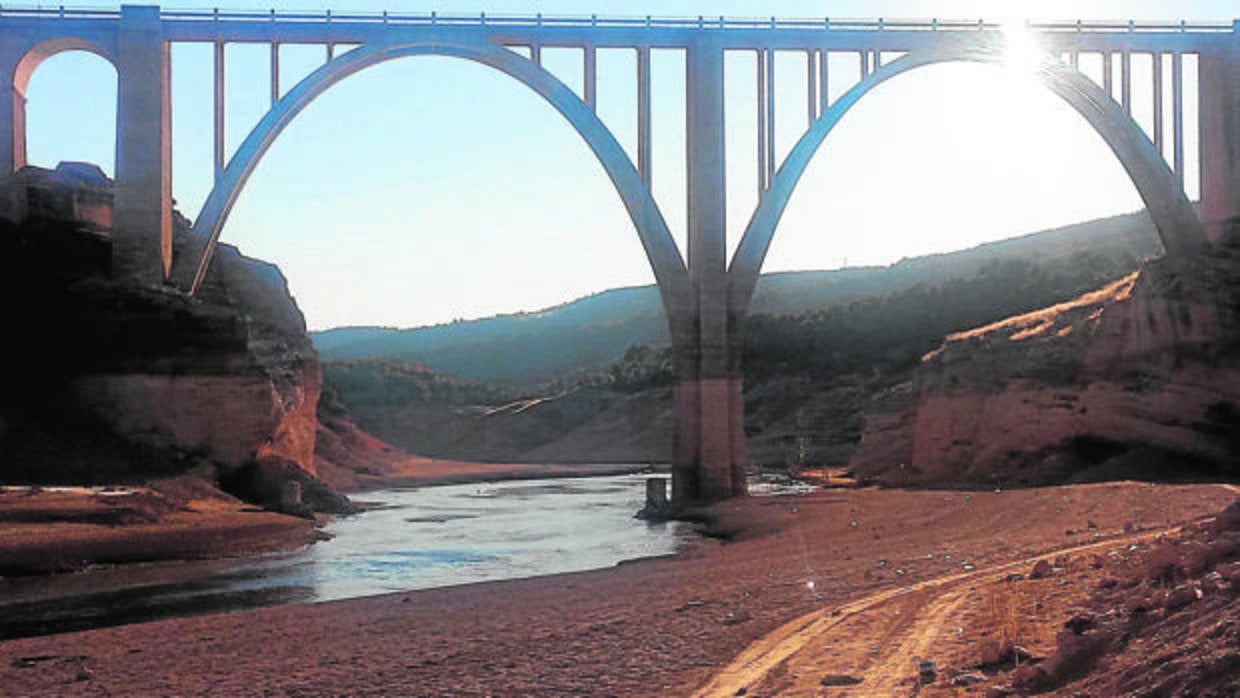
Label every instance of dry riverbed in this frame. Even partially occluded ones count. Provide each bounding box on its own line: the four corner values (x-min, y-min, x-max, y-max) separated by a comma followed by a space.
0, 480, 1234, 696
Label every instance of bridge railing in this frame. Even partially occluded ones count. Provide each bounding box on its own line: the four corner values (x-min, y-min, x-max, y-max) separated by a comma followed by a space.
1028, 19, 1235, 33
0, 6, 1232, 34
0, 5, 119, 19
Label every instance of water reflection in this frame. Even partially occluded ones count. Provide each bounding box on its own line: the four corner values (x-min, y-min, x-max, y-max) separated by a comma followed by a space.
0, 473, 686, 640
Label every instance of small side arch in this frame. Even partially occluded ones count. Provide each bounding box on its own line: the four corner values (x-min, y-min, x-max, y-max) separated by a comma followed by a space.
728, 39, 1209, 316
173, 38, 690, 329
9, 36, 115, 170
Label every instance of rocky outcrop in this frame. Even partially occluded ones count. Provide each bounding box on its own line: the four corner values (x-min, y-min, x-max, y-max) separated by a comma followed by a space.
0, 164, 339, 513
850, 234, 1240, 487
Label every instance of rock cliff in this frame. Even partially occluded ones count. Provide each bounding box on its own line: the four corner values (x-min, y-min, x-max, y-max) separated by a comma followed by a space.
0, 165, 349, 514
850, 231, 1240, 487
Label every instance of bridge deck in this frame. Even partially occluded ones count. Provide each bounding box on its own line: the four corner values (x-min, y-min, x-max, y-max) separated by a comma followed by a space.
1, 9, 1233, 52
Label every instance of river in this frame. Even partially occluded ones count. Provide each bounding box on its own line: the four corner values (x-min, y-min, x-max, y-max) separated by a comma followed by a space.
0, 473, 688, 640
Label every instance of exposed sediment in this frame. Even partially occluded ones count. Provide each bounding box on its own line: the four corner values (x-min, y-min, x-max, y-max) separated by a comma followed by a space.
850, 235, 1240, 487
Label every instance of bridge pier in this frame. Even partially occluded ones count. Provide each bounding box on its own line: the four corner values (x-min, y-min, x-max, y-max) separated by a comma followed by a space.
1199, 29, 1240, 241
671, 38, 748, 504
112, 5, 172, 284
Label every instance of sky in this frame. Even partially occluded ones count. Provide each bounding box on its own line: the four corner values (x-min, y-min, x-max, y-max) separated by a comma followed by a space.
22, 1, 1239, 330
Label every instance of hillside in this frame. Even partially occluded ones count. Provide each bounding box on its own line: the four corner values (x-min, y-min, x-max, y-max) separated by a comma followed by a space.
319, 210, 1165, 466
314, 210, 1161, 385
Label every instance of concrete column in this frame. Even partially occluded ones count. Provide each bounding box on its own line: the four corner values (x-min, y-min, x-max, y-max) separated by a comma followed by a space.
113, 5, 172, 284
214, 40, 225, 179
671, 366, 700, 503
1198, 44, 1240, 242
806, 50, 816, 125
1103, 50, 1113, 98
1173, 52, 1184, 184
0, 42, 23, 224
1153, 52, 1164, 155
756, 49, 767, 193
0, 38, 24, 173
637, 46, 651, 186
6, 83, 24, 174
764, 47, 775, 182
680, 38, 745, 503
583, 45, 596, 109
818, 48, 829, 116
1121, 49, 1132, 115
270, 42, 280, 106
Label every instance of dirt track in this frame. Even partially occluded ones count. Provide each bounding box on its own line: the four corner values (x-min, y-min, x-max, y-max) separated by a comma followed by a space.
695, 524, 1205, 697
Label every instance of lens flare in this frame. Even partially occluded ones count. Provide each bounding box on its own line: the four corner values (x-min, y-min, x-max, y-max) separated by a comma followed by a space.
1000, 18, 1048, 78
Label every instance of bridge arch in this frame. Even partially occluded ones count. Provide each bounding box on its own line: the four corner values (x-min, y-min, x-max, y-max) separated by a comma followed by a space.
728, 40, 1210, 316
9, 37, 114, 171
174, 38, 690, 330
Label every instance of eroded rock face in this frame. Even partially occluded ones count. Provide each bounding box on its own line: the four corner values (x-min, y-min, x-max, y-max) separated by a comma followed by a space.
850, 237, 1240, 487
0, 168, 323, 492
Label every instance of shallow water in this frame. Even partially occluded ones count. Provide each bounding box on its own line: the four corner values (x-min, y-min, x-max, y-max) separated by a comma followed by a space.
0, 473, 687, 640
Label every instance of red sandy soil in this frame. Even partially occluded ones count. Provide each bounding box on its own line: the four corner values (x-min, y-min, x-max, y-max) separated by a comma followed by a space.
355, 455, 651, 489
0, 481, 1234, 696
0, 481, 318, 576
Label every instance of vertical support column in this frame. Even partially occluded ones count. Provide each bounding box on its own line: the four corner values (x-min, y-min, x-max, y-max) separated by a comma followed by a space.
1198, 45, 1240, 242
818, 48, 829, 115
1153, 52, 1164, 155
681, 37, 743, 503
0, 42, 24, 174
1121, 49, 1132, 115
213, 39, 225, 180
583, 45, 596, 110
114, 5, 172, 284
1173, 51, 1184, 185
764, 47, 775, 183
637, 45, 651, 187
0, 41, 26, 224
531, 41, 541, 66
860, 49, 870, 79
270, 42, 280, 106
806, 50, 816, 125
1106, 50, 1116, 99
1103, 51, 1113, 99
10, 85, 25, 171
6, 53, 24, 172
756, 48, 767, 193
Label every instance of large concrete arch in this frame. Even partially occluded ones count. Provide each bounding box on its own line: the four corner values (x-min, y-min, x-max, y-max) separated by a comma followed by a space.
8, 36, 115, 171
728, 39, 1210, 317
173, 38, 691, 330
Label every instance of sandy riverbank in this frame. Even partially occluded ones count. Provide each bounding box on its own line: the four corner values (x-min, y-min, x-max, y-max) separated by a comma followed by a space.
352, 456, 657, 490
0, 482, 319, 576
0, 481, 1233, 696
0, 459, 655, 576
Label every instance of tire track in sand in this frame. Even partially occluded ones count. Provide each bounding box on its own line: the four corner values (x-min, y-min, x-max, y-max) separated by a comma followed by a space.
693, 523, 1197, 697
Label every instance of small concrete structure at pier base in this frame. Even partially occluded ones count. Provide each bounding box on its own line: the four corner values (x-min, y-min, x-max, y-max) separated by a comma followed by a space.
636, 477, 672, 521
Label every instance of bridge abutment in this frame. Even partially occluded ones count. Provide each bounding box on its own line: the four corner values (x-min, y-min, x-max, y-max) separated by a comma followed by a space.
112, 5, 171, 285
1199, 31, 1240, 241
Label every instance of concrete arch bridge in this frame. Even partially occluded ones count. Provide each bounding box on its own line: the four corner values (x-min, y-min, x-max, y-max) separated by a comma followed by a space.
1, 6, 1236, 502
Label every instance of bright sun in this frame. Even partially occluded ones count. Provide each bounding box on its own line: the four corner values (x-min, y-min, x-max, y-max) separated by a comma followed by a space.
1000, 17, 1051, 78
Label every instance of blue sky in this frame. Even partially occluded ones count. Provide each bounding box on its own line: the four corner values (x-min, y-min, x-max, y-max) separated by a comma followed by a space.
23, 1, 1238, 329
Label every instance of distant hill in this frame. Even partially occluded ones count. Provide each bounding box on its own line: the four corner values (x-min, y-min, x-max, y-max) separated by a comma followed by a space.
312, 210, 1161, 385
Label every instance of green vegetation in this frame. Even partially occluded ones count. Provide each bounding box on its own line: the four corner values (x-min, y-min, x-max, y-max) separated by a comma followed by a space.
317, 211, 1163, 466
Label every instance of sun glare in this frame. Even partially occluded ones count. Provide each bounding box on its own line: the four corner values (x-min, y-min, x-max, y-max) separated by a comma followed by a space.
1000, 18, 1050, 79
